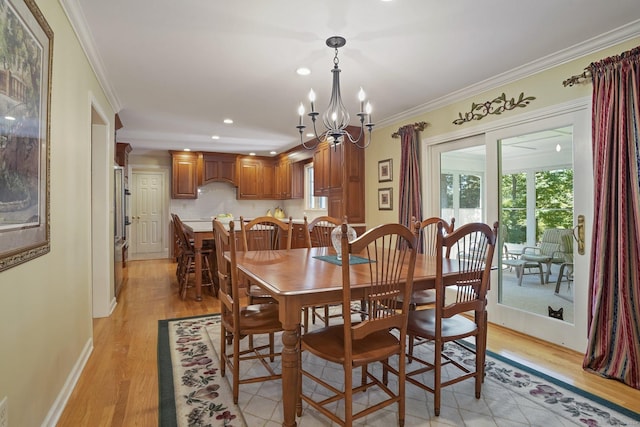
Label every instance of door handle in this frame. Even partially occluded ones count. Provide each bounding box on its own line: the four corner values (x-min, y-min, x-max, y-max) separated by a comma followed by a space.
573, 214, 585, 255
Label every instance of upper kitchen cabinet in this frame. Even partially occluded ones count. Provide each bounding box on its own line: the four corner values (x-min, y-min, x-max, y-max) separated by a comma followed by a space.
237, 156, 275, 199
170, 150, 198, 199
169, 147, 309, 200
116, 142, 132, 181
310, 126, 365, 223
202, 152, 237, 186
275, 155, 305, 200
313, 142, 330, 196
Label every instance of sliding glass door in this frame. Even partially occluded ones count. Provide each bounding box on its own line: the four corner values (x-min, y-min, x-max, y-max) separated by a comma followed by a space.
425, 107, 592, 352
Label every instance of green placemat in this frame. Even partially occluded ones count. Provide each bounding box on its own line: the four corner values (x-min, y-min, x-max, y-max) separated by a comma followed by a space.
313, 254, 373, 265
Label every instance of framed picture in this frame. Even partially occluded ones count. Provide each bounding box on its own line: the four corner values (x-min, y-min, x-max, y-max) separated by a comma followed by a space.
0, 0, 53, 272
378, 188, 393, 210
378, 159, 392, 182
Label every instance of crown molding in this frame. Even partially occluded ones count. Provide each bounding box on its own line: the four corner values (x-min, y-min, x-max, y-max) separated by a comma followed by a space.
59, 0, 122, 113
377, 19, 640, 128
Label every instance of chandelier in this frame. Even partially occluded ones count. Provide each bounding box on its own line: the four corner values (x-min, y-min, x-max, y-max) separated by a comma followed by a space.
296, 36, 374, 150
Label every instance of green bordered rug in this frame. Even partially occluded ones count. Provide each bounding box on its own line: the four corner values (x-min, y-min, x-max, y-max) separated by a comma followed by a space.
158, 314, 640, 426
158, 314, 246, 427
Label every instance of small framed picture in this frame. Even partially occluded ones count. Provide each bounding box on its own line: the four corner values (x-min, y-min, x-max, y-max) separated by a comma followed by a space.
378, 188, 393, 210
378, 159, 392, 182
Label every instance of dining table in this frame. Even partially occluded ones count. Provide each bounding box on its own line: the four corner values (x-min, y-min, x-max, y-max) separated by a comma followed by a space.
231, 246, 462, 427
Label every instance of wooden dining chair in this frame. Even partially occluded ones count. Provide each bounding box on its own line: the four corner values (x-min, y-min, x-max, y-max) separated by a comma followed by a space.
302, 215, 343, 329
239, 215, 293, 305
404, 216, 455, 357
212, 219, 283, 404
405, 221, 498, 416
298, 222, 418, 426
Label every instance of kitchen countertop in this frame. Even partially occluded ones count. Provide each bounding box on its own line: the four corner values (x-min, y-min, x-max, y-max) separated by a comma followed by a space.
183, 217, 366, 227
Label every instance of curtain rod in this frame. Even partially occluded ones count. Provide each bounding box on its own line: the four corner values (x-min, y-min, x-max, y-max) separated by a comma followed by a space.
391, 121, 428, 138
563, 68, 592, 87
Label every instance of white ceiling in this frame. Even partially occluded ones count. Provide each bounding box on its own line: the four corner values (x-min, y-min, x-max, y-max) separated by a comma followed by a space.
63, 0, 640, 157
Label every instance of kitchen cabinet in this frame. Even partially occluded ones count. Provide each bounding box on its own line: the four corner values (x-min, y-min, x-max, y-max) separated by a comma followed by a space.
237, 156, 277, 199
291, 223, 307, 248
276, 158, 291, 199
290, 161, 304, 199
202, 152, 237, 185
169, 147, 311, 201
310, 127, 365, 223
313, 142, 330, 196
116, 142, 132, 181
170, 151, 198, 199
275, 155, 305, 200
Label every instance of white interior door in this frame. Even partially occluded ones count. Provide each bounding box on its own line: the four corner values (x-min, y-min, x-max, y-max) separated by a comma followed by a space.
132, 171, 164, 254
424, 103, 592, 352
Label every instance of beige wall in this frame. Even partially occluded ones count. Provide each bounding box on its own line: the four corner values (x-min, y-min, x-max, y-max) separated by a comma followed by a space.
364, 37, 640, 228
0, 0, 115, 426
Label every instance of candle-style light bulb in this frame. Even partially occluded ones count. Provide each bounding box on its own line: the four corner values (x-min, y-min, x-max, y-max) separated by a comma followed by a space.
358, 87, 366, 112
308, 89, 316, 112
365, 102, 372, 123
298, 103, 305, 125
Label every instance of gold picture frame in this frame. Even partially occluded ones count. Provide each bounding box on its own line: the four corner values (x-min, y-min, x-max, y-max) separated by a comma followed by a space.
0, 0, 53, 271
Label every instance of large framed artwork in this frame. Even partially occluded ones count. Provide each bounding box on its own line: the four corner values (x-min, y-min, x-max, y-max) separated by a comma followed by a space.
0, 0, 53, 271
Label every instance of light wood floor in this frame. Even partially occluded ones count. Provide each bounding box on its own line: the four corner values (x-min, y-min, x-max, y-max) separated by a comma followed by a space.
56, 258, 640, 426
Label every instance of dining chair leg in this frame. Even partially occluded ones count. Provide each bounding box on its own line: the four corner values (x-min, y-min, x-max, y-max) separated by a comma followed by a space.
269, 332, 275, 362
220, 323, 227, 378
434, 339, 443, 416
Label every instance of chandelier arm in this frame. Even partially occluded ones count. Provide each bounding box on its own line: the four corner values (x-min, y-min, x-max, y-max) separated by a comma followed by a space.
300, 116, 325, 150
343, 124, 364, 144
352, 125, 373, 149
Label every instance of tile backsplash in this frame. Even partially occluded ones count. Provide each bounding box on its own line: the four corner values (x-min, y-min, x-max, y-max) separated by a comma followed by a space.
169, 181, 325, 221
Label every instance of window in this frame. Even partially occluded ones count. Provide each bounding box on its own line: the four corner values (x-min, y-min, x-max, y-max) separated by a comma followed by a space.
440, 171, 483, 225
304, 163, 327, 210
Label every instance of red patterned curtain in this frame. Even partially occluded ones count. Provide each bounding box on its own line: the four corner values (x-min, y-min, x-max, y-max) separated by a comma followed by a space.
583, 46, 640, 389
398, 125, 423, 247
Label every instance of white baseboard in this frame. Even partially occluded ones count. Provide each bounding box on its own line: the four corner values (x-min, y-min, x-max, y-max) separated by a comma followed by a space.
40, 338, 93, 427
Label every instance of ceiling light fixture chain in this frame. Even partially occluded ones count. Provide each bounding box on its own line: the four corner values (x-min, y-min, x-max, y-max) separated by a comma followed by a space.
296, 36, 374, 150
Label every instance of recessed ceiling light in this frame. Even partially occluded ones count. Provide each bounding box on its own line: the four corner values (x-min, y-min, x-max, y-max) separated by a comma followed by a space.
306, 133, 314, 138
249, 152, 256, 156
183, 148, 191, 151
296, 67, 311, 76
270, 151, 277, 155
223, 118, 233, 124
211, 135, 220, 140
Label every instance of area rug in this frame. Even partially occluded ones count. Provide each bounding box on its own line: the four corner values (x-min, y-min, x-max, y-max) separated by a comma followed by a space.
158, 314, 640, 426
158, 314, 247, 427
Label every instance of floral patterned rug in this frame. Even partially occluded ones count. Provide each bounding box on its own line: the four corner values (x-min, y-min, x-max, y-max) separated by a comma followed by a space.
158, 314, 640, 426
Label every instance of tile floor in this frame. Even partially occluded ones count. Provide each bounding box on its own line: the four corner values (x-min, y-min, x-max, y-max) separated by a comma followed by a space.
209, 318, 582, 426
